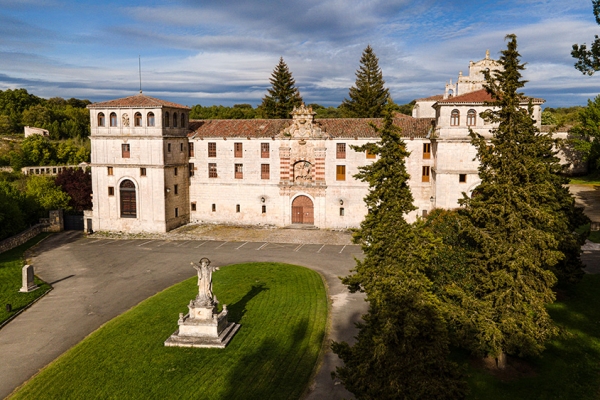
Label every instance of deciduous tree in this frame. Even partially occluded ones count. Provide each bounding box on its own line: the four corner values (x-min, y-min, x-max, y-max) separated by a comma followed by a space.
258, 58, 303, 119
55, 167, 92, 211
331, 110, 467, 399
340, 46, 390, 118
572, 0, 600, 75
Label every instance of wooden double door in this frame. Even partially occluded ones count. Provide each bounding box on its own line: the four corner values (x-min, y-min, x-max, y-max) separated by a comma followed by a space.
291, 195, 314, 225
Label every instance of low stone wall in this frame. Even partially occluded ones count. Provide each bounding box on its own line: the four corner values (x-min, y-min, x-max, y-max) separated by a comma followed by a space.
0, 224, 45, 254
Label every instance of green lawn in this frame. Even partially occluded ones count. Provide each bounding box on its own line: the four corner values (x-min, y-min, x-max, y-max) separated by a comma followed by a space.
0, 234, 52, 325
569, 173, 600, 185
10, 262, 328, 400
465, 274, 600, 399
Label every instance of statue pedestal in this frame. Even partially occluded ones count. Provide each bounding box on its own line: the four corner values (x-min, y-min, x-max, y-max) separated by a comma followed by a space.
164, 298, 240, 349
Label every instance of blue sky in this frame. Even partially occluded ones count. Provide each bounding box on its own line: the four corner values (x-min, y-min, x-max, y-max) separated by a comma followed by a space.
1, 0, 599, 108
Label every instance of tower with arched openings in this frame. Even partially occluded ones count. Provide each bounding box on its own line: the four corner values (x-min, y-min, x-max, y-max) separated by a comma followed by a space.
87, 93, 191, 233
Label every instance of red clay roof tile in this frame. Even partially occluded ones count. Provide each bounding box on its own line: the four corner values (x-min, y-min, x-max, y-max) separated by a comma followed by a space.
88, 94, 190, 109
188, 117, 434, 139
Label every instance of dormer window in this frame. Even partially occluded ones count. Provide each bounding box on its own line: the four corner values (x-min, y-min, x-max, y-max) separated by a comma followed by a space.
173, 112, 178, 127
110, 112, 117, 127
147, 112, 155, 126
98, 113, 105, 127
450, 109, 460, 126
164, 112, 170, 127
134, 112, 142, 127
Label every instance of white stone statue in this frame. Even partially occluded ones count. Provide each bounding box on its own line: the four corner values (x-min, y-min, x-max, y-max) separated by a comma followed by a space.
191, 257, 219, 306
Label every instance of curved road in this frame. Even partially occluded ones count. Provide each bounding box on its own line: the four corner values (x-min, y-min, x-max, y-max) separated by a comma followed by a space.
0, 232, 367, 399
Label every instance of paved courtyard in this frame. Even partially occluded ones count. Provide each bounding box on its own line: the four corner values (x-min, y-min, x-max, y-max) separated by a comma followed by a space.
0, 231, 366, 399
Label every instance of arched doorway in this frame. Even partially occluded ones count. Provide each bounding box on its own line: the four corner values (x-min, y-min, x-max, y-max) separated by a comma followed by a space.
292, 195, 314, 225
120, 179, 137, 218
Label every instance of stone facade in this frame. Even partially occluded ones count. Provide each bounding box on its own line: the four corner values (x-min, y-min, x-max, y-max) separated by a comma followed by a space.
87, 51, 566, 233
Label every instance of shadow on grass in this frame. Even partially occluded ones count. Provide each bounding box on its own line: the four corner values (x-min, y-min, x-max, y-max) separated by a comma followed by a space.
223, 318, 309, 400
227, 283, 268, 322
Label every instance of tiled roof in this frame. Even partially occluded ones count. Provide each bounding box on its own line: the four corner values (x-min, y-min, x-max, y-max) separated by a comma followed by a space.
436, 89, 544, 105
87, 93, 190, 109
416, 94, 444, 102
189, 117, 435, 139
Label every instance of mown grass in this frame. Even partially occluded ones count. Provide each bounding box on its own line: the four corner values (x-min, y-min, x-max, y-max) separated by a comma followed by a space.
10, 262, 328, 400
465, 274, 600, 399
0, 234, 51, 325
569, 173, 600, 185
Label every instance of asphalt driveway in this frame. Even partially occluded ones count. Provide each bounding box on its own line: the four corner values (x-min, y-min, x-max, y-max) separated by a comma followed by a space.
0, 232, 367, 399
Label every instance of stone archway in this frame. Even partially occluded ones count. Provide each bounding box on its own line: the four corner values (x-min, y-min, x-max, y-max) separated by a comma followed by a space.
291, 195, 314, 225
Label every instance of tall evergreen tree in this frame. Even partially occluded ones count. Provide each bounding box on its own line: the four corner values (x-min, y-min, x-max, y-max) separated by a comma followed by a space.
258, 57, 303, 119
331, 110, 467, 399
341, 45, 390, 118
458, 35, 587, 365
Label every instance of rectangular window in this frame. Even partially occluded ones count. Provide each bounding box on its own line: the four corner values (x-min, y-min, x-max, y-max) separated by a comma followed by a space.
234, 142, 243, 158
340, 207, 345, 216
173, 167, 178, 176
174, 184, 178, 195
191, 202, 197, 211
422, 166, 430, 182
261, 143, 270, 158
107, 166, 113, 175
422, 210, 428, 217
261, 164, 270, 180
262, 205, 266, 214
108, 186, 114, 196
336, 143, 346, 159
180, 143, 184, 152
336, 165, 346, 181
423, 143, 431, 159
189, 163, 195, 177
140, 168, 146, 176
212, 204, 216, 212
209, 163, 217, 178
235, 163, 243, 179
236, 204, 240, 213
459, 174, 467, 183
366, 149, 376, 159
167, 143, 171, 152
189, 142, 194, 157
175, 207, 179, 217
208, 142, 216, 157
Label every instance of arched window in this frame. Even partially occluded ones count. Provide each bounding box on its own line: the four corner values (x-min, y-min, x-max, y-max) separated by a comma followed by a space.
450, 109, 460, 126
134, 112, 142, 127
467, 109, 476, 126
147, 112, 155, 127
164, 112, 170, 127
120, 180, 137, 218
110, 112, 118, 127
173, 112, 178, 127
181, 113, 185, 128
98, 112, 105, 127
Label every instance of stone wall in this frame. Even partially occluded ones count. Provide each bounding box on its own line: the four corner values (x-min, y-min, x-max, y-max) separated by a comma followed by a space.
0, 224, 45, 254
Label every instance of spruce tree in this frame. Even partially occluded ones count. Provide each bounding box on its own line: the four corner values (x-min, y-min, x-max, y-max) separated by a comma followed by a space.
341, 46, 390, 118
258, 57, 303, 119
458, 35, 587, 364
331, 110, 468, 399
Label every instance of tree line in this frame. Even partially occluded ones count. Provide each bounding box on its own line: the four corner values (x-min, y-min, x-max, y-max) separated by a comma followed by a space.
0, 167, 91, 241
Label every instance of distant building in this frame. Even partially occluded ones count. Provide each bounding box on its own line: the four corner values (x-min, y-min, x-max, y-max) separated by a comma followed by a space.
21, 162, 90, 176
24, 126, 50, 138
86, 51, 565, 234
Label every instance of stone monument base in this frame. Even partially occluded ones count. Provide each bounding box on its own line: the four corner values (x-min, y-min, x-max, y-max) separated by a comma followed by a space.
164, 301, 240, 349
164, 322, 240, 348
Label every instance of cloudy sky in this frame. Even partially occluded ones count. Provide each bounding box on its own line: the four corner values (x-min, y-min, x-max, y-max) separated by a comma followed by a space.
1, 0, 599, 108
